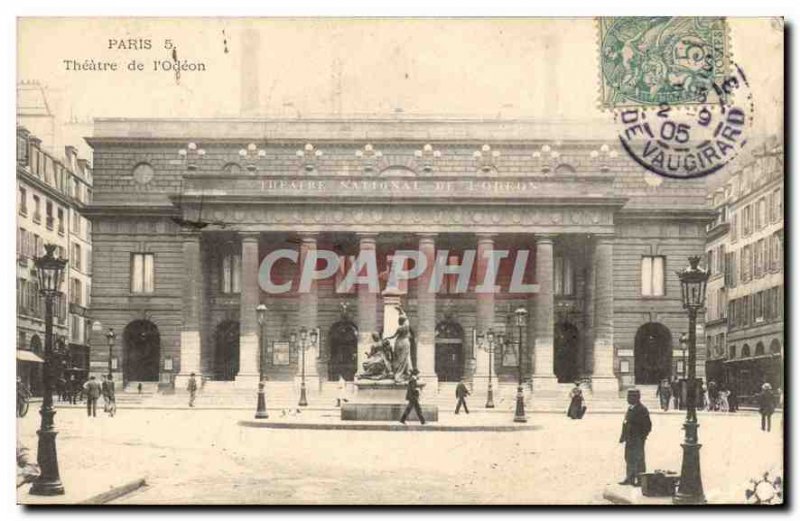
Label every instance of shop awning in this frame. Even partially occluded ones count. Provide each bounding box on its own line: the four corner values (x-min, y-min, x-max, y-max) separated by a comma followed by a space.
724, 354, 782, 364
16, 350, 44, 363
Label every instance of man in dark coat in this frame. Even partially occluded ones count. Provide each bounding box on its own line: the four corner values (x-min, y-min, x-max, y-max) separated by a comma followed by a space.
670, 377, 682, 410
83, 376, 102, 417
399, 369, 426, 425
758, 383, 777, 432
187, 373, 198, 407
618, 388, 652, 486
455, 378, 470, 414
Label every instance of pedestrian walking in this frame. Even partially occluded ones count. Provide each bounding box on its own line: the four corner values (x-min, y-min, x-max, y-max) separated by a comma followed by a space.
106, 374, 117, 417
670, 377, 681, 410
717, 384, 730, 412
455, 377, 470, 415
728, 384, 738, 413
656, 379, 672, 412
68, 375, 79, 404
708, 381, 719, 411
618, 388, 652, 487
187, 373, 198, 407
101, 375, 110, 413
566, 384, 586, 419
399, 369, 426, 425
700, 383, 709, 411
137, 382, 143, 395
83, 376, 102, 417
336, 375, 349, 407
758, 383, 777, 432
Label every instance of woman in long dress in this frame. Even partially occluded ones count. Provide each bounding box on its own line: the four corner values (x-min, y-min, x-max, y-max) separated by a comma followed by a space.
389, 307, 413, 383
567, 384, 585, 419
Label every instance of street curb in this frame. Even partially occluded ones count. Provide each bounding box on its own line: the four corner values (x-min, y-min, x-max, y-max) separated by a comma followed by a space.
238, 420, 542, 432
77, 478, 147, 505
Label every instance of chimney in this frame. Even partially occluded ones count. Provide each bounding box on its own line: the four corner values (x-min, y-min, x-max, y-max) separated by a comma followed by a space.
240, 28, 260, 117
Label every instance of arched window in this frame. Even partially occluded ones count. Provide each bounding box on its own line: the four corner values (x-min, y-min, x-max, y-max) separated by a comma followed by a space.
729, 344, 737, 359
741, 344, 751, 358
770, 339, 781, 354
755, 342, 765, 356
554, 163, 576, 174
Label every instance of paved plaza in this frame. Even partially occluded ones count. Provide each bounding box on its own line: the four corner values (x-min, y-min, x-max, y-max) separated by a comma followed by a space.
17, 404, 783, 505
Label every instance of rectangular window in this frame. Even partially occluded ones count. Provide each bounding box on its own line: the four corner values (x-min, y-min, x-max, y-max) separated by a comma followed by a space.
32, 195, 41, 223
71, 212, 80, 235
221, 253, 242, 294
72, 243, 82, 271
641, 256, 665, 297
46, 200, 54, 230
18, 187, 27, 215
131, 253, 155, 294
731, 214, 738, 242
70, 278, 82, 306
554, 256, 574, 296
774, 187, 782, 223
773, 231, 782, 272
71, 314, 82, 342
754, 292, 763, 322
57, 208, 65, 234
707, 250, 714, 276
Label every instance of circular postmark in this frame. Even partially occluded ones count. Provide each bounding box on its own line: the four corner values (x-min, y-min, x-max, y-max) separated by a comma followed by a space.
614, 62, 754, 179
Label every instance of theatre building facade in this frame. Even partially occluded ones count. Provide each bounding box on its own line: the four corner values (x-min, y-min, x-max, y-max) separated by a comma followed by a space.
85, 117, 712, 396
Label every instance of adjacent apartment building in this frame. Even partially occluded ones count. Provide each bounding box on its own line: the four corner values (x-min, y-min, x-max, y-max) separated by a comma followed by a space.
704, 140, 784, 403
16, 126, 94, 395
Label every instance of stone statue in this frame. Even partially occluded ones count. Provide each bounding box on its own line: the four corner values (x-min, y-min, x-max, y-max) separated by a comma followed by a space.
359, 332, 393, 380
387, 306, 413, 383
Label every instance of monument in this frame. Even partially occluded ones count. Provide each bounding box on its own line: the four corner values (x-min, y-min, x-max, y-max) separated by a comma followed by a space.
341, 290, 439, 422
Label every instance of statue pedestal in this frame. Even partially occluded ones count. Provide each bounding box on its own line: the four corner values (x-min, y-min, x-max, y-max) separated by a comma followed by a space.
341, 379, 439, 422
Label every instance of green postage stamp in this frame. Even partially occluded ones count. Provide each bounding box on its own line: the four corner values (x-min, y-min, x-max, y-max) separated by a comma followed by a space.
599, 17, 730, 108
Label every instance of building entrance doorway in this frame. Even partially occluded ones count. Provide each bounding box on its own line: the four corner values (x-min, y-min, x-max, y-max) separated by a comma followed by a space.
634, 322, 672, 385
123, 320, 161, 382
435, 320, 464, 382
214, 320, 240, 381
554, 321, 580, 383
329, 320, 358, 381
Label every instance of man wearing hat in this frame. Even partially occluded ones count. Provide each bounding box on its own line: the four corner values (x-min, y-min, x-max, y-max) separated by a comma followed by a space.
618, 388, 652, 486
758, 383, 777, 432
399, 369, 426, 425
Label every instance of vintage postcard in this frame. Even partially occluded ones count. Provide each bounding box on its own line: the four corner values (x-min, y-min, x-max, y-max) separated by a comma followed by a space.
15, 16, 784, 505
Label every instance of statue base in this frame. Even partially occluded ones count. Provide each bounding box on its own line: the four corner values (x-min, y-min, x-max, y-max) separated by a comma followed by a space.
341, 379, 439, 422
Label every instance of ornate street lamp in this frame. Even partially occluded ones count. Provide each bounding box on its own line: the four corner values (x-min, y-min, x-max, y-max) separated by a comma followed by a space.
674, 256, 710, 505
106, 328, 116, 378
296, 327, 318, 407
513, 306, 528, 423
30, 244, 67, 496
477, 329, 501, 408
255, 304, 268, 419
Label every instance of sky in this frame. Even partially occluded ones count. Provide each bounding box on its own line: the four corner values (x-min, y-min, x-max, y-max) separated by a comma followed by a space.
17, 17, 784, 156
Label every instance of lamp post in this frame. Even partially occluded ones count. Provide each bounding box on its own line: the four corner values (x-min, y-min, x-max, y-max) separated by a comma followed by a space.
679, 333, 688, 378
30, 244, 67, 496
513, 307, 528, 423
674, 256, 710, 505
106, 328, 116, 378
255, 304, 268, 419
477, 329, 500, 408
296, 327, 318, 407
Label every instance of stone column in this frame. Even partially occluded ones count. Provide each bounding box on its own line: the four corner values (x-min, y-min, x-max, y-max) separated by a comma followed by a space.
592, 235, 618, 393
356, 233, 378, 376
176, 231, 203, 388
416, 233, 437, 385
581, 240, 595, 377
532, 234, 558, 390
298, 232, 320, 381
473, 233, 498, 388
235, 232, 260, 387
